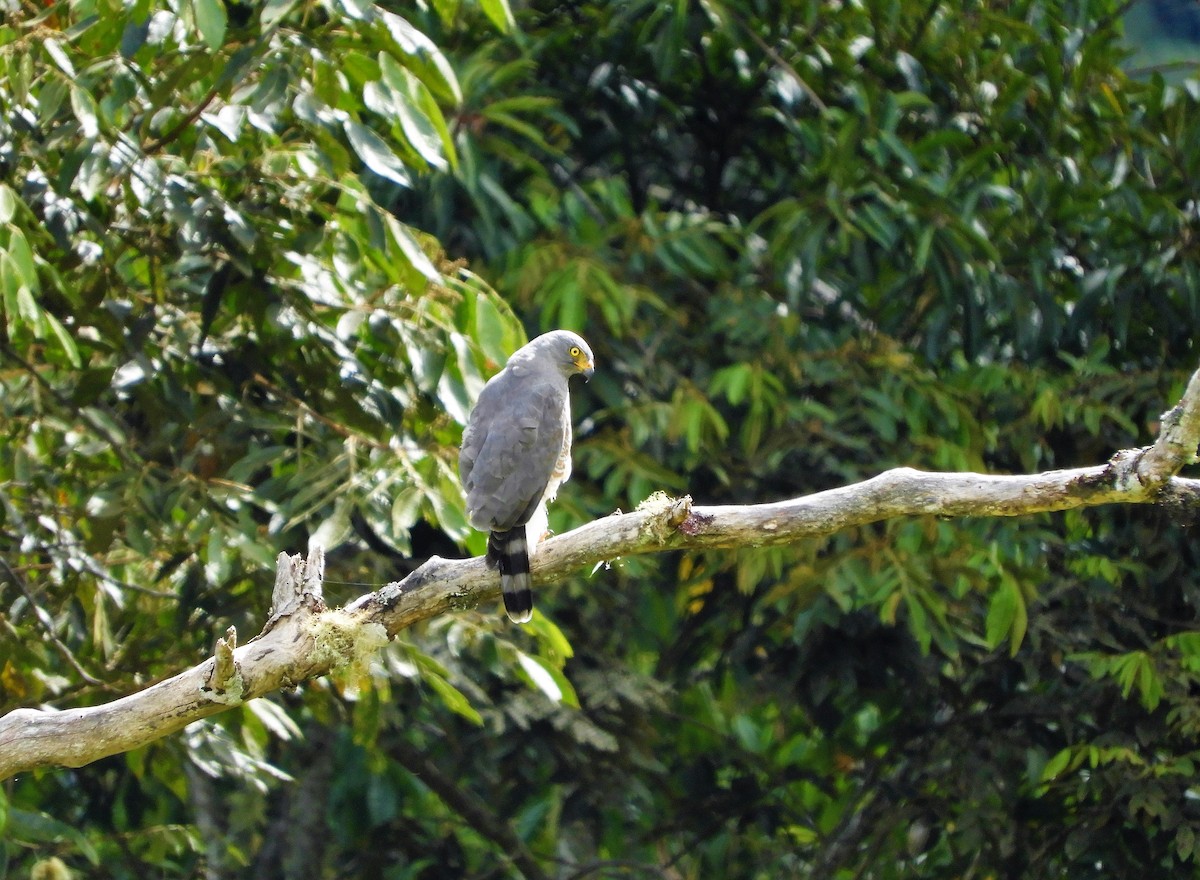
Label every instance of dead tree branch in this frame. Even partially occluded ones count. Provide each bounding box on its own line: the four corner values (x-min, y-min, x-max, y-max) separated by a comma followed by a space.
2, 363, 1200, 780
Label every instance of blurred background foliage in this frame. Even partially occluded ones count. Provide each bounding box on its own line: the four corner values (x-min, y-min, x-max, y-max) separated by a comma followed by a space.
1, 0, 1200, 877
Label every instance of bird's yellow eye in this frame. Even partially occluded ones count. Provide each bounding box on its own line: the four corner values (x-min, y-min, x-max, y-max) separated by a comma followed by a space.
569, 346, 581, 357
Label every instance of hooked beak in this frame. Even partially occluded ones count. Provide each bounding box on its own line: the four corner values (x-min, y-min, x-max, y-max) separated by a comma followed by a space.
581, 360, 595, 382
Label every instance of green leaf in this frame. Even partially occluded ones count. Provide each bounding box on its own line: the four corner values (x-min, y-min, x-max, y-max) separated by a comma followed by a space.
391, 486, 422, 532
69, 84, 99, 137
42, 312, 82, 368
36, 77, 69, 128
42, 39, 75, 77
378, 10, 463, 104
0, 186, 16, 224
119, 16, 150, 57
1136, 655, 1163, 710
344, 120, 412, 187
1168, 632, 1200, 657
309, 500, 353, 552
260, 0, 295, 28
904, 592, 932, 654
429, 0, 459, 25
527, 611, 574, 664
473, 291, 522, 367
16, 284, 41, 324
423, 667, 483, 726
7, 808, 100, 864
478, 0, 515, 32
732, 714, 768, 753
429, 459, 472, 540
245, 698, 302, 741
1041, 747, 1073, 783
985, 578, 1026, 655
481, 109, 558, 154
194, 0, 227, 51
379, 54, 454, 171
1008, 583, 1029, 654
0, 259, 17, 330
1178, 825, 1195, 863
516, 651, 579, 708
5, 228, 37, 291
710, 363, 751, 405
385, 215, 439, 283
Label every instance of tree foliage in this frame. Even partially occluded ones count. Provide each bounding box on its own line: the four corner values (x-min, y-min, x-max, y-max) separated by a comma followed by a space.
2, 0, 1200, 877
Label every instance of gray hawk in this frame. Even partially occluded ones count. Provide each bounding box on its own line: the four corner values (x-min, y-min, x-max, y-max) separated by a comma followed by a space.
459, 330, 595, 623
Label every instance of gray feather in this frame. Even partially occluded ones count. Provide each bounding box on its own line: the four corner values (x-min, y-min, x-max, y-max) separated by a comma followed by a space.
461, 374, 566, 531
458, 330, 593, 624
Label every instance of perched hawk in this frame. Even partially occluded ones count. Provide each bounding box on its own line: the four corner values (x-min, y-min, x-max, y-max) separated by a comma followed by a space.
459, 330, 595, 623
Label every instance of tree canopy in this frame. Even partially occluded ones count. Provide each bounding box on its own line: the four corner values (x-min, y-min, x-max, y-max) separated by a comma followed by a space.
1, 0, 1200, 877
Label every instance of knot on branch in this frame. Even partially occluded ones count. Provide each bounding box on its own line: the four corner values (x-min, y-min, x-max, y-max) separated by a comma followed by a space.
1134, 368, 1200, 491
201, 626, 244, 705
1110, 447, 1150, 491
636, 492, 693, 542
263, 546, 329, 635
1135, 407, 1200, 492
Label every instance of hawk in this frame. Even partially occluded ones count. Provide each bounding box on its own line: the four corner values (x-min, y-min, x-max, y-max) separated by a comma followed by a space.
459, 330, 595, 623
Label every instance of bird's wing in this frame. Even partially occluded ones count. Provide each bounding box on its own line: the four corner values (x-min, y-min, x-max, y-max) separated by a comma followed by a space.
461, 371, 568, 532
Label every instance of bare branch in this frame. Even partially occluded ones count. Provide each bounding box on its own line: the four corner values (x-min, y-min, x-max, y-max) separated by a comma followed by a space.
1137, 361, 1200, 488
0, 558, 333, 779
351, 455, 1200, 638
2, 367, 1200, 779
204, 626, 243, 705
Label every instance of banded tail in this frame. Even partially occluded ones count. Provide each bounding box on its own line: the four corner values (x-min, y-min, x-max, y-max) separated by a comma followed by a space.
488, 528, 533, 623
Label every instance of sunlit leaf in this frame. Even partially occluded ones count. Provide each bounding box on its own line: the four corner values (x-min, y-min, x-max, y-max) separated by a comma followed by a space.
245, 699, 303, 741
379, 10, 463, 104
384, 214, 440, 283
5, 228, 37, 291
344, 119, 413, 186
379, 53, 454, 171
69, 85, 99, 138
478, 0, 514, 33
0, 186, 16, 224
260, 0, 294, 28
516, 651, 578, 707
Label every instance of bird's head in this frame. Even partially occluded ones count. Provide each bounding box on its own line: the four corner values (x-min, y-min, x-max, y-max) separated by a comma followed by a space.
530, 330, 595, 381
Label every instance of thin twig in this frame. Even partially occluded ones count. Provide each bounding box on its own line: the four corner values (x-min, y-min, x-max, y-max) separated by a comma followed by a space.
714, 0, 829, 113
140, 1, 300, 154
389, 737, 551, 880
0, 558, 105, 687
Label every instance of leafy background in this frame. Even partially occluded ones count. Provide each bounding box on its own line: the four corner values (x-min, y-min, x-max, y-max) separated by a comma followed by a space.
2, 0, 1200, 877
